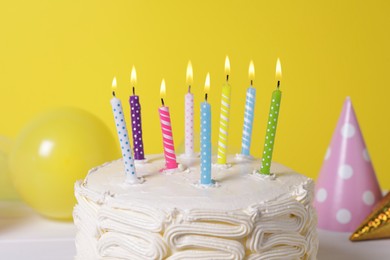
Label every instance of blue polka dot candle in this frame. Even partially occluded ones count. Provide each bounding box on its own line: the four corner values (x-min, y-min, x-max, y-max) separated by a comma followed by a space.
260, 59, 282, 175
201, 73, 212, 185
110, 77, 138, 183
129, 66, 145, 160
241, 61, 256, 156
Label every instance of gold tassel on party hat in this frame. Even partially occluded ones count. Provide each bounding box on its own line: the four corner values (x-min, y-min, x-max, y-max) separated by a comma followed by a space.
350, 192, 390, 241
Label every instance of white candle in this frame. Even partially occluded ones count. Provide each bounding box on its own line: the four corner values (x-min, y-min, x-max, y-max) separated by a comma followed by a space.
111, 77, 138, 183
185, 61, 194, 156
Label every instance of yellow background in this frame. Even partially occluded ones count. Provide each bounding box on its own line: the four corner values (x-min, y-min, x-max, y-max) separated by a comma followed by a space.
1, 1, 389, 189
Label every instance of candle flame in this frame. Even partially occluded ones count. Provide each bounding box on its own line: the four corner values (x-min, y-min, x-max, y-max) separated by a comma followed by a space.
204, 73, 210, 94
160, 78, 166, 98
275, 58, 282, 80
225, 56, 230, 76
186, 60, 193, 85
112, 77, 117, 90
131, 66, 137, 86
249, 60, 255, 82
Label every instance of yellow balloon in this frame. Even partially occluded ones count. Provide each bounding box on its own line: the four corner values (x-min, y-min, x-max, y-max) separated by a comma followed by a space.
9, 108, 120, 220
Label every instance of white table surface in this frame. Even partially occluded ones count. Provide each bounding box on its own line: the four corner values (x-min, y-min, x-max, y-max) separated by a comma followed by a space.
1, 201, 389, 260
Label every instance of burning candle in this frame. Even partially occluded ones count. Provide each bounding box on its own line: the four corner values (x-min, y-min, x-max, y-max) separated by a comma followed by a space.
260, 58, 282, 175
110, 77, 138, 183
217, 56, 231, 165
201, 73, 212, 185
185, 61, 194, 156
129, 66, 145, 160
241, 61, 256, 156
159, 79, 179, 170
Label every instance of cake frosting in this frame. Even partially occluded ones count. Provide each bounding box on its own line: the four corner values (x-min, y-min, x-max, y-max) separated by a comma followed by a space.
74, 154, 318, 259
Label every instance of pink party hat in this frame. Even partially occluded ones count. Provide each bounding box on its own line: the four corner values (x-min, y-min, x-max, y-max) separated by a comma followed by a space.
314, 97, 382, 232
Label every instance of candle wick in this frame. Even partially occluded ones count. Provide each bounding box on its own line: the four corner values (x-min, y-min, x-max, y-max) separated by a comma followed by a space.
132, 86, 135, 95
112, 91, 116, 97
188, 85, 191, 93
205, 93, 208, 102
277, 80, 280, 89
161, 98, 165, 106
226, 74, 229, 82
250, 80, 253, 86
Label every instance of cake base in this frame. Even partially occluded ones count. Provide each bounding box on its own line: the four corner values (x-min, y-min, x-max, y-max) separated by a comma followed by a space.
74, 154, 318, 259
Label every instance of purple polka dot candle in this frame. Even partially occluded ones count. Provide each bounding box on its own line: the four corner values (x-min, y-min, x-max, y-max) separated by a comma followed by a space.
110, 77, 137, 183
129, 66, 145, 160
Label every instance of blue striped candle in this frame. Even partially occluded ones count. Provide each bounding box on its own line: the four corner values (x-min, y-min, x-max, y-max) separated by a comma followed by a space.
241, 61, 256, 155
201, 73, 212, 185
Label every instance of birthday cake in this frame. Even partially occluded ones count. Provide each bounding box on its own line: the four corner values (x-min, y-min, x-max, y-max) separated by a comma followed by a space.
73, 154, 318, 259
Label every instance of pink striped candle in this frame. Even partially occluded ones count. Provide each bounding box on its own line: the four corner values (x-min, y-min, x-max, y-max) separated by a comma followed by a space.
159, 79, 178, 170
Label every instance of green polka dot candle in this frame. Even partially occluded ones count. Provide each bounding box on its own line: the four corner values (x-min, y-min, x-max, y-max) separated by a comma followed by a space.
260, 59, 282, 175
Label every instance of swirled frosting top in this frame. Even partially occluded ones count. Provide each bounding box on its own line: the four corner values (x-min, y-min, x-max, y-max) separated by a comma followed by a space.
81, 155, 311, 211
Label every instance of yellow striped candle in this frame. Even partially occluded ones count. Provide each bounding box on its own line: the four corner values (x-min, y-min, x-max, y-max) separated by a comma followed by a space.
217, 56, 231, 164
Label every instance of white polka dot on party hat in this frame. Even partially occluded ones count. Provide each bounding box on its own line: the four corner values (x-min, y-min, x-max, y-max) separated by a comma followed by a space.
338, 164, 354, 179
341, 123, 356, 138
316, 188, 327, 203
363, 148, 370, 162
325, 147, 331, 160
362, 190, 375, 205
336, 209, 352, 224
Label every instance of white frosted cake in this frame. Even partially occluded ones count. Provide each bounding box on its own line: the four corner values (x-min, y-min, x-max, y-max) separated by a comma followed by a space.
74, 154, 318, 259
